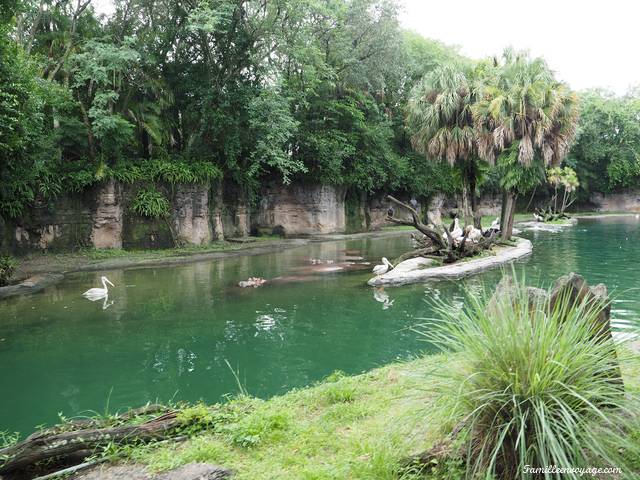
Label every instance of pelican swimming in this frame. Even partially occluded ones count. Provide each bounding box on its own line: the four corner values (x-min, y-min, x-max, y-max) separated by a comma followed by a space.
373, 257, 394, 276
82, 276, 114, 299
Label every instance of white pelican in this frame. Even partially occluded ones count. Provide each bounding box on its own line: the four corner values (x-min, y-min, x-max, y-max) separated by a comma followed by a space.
464, 225, 483, 243
533, 212, 544, 222
372, 257, 394, 276
450, 218, 463, 240
82, 276, 114, 300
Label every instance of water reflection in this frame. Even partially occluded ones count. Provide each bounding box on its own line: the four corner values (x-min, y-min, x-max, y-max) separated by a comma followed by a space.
373, 287, 394, 310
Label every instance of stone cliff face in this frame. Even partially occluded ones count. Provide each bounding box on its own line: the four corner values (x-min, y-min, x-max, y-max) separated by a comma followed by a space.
172, 184, 212, 245
91, 180, 123, 249
256, 184, 347, 235
4, 181, 639, 255
3, 180, 245, 253
590, 190, 640, 212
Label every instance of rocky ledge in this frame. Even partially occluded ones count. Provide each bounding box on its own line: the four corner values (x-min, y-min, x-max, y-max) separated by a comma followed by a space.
0, 273, 63, 299
367, 238, 533, 287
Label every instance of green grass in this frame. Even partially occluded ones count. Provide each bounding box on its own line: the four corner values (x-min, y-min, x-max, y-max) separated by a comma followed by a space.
107, 356, 454, 479
89, 347, 640, 480
10, 345, 640, 479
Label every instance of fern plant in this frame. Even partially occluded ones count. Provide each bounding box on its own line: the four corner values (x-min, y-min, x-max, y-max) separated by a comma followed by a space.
0, 255, 16, 286
131, 188, 170, 218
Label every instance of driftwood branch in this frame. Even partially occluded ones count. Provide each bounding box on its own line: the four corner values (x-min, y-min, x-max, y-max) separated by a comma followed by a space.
386, 195, 445, 249
385, 195, 501, 265
0, 408, 181, 475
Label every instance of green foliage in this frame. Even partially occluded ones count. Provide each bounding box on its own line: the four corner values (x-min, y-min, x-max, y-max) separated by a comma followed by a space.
496, 142, 546, 193
0, 430, 19, 452
131, 188, 170, 218
0, 0, 469, 217
0, 255, 16, 286
0, 25, 48, 217
176, 404, 217, 437
570, 89, 640, 193
420, 277, 640, 479
248, 88, 304, 185
229, 408, 290, 448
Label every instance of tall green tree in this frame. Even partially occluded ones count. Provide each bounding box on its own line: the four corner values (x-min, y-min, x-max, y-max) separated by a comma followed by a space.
473, 49, 579, 238
407, 63, 481, 226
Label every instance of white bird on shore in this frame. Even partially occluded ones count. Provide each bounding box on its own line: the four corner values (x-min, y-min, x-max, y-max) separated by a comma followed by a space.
373, 257, 394, 276
450, 218, 463, 240
82, 276, 114, 300
464, 225, 483, 243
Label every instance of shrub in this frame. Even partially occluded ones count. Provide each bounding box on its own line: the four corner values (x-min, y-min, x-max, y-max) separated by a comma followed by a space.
419, 276, 640, 479
132, 188, 170, 218
0, 255, 16, 286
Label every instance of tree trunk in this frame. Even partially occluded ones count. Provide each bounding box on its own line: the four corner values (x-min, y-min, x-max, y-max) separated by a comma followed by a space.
500, 190, 518, 240
469, 174, 482, 229
460, 176, 473, 226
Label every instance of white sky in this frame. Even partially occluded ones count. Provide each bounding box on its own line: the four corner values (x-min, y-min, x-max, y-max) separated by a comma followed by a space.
399, 0, 639, 95
94, 0, 639, 94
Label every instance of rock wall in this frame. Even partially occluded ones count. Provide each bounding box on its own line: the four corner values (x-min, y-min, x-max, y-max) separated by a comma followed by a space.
5, 181, 639, 255
4, 195, 93, 254
2, 180, 247, 254
91, 180, 123, 249
256, 184, 347, 235
590, 190, 640, 212
172, 184, 212, 245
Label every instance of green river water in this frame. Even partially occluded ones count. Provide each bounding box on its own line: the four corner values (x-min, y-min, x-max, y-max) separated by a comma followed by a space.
1, 216, 639, 436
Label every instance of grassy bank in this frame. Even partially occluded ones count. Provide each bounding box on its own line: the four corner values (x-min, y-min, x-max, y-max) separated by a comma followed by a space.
59, 348, 636, 479
117, 355, 449, 479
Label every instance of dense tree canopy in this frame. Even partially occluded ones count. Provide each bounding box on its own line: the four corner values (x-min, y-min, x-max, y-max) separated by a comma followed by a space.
0, 0, 464, 219
569, 89, 640, 195
0, 0, 636, 225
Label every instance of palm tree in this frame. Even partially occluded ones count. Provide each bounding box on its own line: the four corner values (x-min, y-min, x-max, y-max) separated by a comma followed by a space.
407, 63, 481, 227
473, 49, 579, 239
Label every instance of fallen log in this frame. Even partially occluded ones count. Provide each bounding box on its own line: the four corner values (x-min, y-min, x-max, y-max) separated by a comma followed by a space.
0, 409, 181, 475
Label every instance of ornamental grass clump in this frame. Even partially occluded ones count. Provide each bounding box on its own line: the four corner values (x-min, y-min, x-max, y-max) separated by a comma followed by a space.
420, 276, 640, 479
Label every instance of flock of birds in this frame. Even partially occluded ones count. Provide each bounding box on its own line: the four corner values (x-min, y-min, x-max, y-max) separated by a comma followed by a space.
449, 217, 501, 244
371, 216, 502, 278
